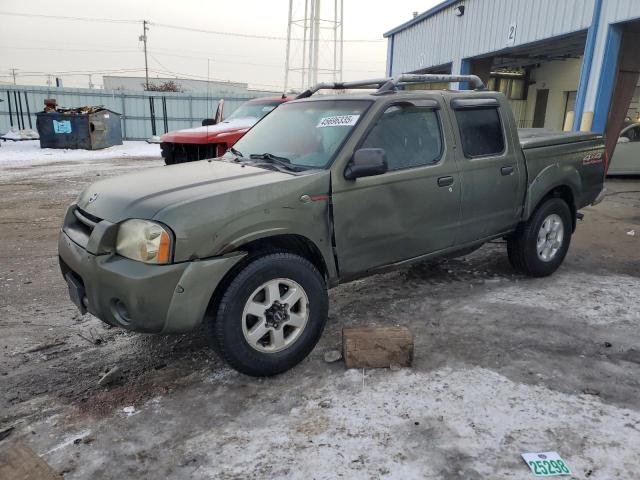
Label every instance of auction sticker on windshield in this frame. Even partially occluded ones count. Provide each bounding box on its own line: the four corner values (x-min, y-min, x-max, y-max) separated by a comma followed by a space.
317, 115, 360, 128
521, 452, 571, 477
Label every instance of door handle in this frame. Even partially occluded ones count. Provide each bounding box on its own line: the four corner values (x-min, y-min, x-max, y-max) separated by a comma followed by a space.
501, 165, 515, 176
437, 176, 454, 187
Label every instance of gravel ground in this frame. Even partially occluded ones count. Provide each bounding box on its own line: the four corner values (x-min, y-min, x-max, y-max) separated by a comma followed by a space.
0, 142, 639, 479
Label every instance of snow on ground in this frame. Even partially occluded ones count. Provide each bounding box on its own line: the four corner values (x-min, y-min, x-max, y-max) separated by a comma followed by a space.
1, 128, 40, 141
0, 140, 162, 185
461, 272, 640, 325
0, 140, 160, 167
42, 365, 640, 479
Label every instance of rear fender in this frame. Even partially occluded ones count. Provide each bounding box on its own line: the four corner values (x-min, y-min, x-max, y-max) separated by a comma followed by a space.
523, 164, 581, 221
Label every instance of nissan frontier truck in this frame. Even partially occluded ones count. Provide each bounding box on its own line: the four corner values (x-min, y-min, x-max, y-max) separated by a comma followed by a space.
59, 74, 606, 376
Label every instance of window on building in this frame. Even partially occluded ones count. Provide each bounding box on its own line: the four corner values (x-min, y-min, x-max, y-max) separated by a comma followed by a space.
360, 104, 442, 170
455, 107, 505, 157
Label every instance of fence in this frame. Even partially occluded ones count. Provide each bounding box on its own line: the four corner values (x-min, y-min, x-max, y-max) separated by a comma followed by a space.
0, 85, 276, 141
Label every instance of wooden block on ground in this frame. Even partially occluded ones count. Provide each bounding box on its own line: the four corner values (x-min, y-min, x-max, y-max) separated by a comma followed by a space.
342, 326, 413, 369
0, 441, 62, 480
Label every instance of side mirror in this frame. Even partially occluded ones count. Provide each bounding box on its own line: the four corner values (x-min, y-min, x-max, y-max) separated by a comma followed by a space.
617, 136, 630, 144
214, 98, 225, 123
202, 118, 217, 126
344, 148, 388, 180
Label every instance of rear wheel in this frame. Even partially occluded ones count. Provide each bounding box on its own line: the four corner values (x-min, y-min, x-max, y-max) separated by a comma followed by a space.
507, 198, 572, 277
206, 253, 328, 376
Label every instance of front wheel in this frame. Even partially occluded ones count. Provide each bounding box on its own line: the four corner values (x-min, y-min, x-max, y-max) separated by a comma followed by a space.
206, 253, 328, 376
507, 198, 572, 277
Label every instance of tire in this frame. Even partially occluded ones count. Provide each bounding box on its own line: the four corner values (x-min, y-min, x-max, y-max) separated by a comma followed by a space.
206, 253, 328, 377
161, 144, 175, 165
507, 198, 572, 277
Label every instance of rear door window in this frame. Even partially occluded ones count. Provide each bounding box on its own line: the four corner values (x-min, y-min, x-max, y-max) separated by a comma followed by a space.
455, 107, 505, 157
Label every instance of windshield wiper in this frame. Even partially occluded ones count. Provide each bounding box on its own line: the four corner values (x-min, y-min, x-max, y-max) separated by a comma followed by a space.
250, 152, 292, 164
229, 147, 245, 159
249, 153, 304, 172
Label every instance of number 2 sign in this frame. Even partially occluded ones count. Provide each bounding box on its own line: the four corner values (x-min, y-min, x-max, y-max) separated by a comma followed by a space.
507, 22, 517, 45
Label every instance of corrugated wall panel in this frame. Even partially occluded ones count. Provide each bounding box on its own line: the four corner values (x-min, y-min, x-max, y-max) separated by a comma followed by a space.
390, 0, 596, 75
0, 85, 273, 140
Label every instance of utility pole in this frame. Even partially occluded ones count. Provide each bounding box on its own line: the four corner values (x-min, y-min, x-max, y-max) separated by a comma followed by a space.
139, 20, 150, 90
10, 68, 18, 85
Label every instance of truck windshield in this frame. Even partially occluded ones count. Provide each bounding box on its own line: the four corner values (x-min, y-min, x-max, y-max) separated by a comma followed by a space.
226, 101, 282, 120
229, 100, 371, 169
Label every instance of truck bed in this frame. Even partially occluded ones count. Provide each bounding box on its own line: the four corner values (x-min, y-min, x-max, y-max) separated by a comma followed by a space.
518, 128, 601, 149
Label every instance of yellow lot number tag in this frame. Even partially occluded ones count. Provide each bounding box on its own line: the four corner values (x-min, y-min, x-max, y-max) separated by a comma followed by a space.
521, 452, 571, 477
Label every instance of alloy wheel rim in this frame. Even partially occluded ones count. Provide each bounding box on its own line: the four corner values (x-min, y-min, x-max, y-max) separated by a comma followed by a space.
536, 213, 564, 262
241, 278, 309, 353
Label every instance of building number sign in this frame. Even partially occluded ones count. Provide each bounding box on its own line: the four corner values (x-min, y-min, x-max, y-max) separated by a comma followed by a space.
507, 22, 517, 45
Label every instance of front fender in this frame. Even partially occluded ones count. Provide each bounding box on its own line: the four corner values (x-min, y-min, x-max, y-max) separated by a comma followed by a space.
211, 201, 335, 275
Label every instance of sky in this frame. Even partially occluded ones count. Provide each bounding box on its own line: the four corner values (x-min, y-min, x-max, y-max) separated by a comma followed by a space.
0, 0, 439, 90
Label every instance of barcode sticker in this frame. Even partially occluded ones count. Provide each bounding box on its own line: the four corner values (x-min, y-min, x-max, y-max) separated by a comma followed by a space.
317, 115, 359, 128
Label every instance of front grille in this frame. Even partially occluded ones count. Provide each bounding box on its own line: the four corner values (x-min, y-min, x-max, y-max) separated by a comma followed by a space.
74, 207, 102, 233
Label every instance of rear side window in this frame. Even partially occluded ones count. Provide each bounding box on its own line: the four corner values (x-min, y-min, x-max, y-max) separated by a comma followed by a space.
455, 107, 505, 157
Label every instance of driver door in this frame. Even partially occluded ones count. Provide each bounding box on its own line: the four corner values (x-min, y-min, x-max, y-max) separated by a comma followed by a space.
331, 100, 461, 277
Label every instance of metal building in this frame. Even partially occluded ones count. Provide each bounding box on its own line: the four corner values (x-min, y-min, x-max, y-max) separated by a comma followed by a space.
103, 76, 258, 95
384, 0, 640, 154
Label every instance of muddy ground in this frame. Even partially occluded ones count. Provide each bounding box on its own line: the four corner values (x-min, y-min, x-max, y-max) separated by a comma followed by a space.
1, 145, 639, 479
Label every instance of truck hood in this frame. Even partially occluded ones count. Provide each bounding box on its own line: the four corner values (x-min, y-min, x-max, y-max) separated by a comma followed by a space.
76, 160, 293, 223
159, 117, 256, 144
76, 160, 332, 261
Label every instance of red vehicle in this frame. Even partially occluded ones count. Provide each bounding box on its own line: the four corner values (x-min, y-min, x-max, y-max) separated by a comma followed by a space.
160, 95, 293, 165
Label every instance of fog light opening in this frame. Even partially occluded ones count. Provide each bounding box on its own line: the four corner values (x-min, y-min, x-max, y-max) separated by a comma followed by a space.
111, 299, 132, 325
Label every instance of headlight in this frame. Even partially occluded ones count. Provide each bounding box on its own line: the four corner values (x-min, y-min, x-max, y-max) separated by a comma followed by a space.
116, 219, 172, 264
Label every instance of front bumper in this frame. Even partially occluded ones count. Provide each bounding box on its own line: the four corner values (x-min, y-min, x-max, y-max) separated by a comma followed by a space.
58, 230, 245, 333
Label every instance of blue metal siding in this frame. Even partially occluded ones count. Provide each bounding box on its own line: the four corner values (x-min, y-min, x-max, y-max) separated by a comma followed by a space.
573, 0, 604, 130
582, 0, 640, 114
591, 24, 623, 133
388, 0, 595, 75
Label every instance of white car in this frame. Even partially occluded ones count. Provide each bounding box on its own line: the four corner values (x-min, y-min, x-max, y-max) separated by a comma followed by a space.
608, 123, 640, 175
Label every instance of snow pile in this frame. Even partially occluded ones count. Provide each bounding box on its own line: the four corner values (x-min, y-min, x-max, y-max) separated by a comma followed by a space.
181, 366, 640, 479
0, 140, 160, 167
1, 128, 40, 141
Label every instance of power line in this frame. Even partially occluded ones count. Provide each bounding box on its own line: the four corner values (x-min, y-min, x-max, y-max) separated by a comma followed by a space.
0, 10, 384, 43
0, 10, 137, 24
0, 45, 141, 54
151, 21, 383, 43
0, 68, 146, 76
0, 43, 386, 65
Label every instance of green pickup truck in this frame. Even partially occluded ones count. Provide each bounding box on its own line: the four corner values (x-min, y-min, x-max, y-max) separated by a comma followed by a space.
59, 75, 606, 376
